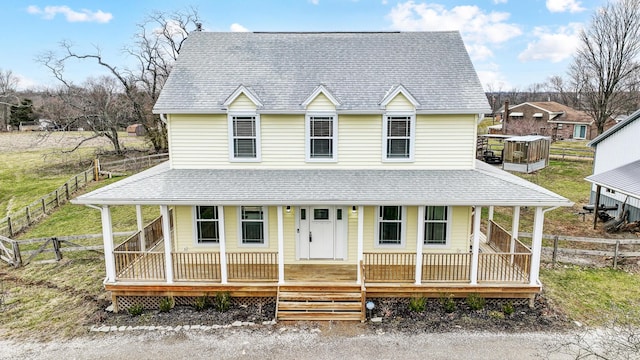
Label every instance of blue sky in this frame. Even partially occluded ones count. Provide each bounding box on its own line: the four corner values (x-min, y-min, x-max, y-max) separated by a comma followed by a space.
1, 0, 605, 91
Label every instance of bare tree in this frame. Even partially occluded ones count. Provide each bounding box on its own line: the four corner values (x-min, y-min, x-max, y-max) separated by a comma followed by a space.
569, 0, 640, 135
0, 69, 21, 131
38, 7, 202, 152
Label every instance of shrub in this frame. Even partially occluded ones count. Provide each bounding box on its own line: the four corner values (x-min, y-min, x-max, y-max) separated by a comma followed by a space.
127, 303, 144, 316
214, 292, 231, 313
408, 296, 427, 312
502, 302, 515, 316
466, 293, 486, 311
159, 297, 174, 313
439, 293, 456, 313
193, 295, 210, 311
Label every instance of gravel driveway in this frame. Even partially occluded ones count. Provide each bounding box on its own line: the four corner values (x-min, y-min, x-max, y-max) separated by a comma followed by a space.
0, 328, 574, 360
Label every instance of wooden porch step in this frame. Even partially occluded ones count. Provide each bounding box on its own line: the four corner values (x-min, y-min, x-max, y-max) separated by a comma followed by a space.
276, 286, 364, 321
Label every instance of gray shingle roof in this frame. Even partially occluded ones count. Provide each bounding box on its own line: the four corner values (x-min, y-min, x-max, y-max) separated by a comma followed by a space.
153, 32, 490, 114
585, 159, 640, 198
73, 161, 572, 207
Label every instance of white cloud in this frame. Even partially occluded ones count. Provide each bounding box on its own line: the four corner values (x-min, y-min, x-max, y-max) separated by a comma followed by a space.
382, 0, 388, 4
387, 2, 521, 60
546, 0, 585, 13
518, 24, 582, 63
27, 5, 112, 23
309, 0, 320, 4
230, 23, 249, 32
493, 0, 508, 4
14, 74, 39, 91
476, 63, 511, 90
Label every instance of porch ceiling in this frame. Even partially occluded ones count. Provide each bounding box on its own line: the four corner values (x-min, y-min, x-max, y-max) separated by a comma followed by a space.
72, 161, 572, 207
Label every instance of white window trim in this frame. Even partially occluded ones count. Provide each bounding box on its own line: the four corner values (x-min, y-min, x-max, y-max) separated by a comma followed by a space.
374, 205, 406, 248
422, 206, 452, 249
228, 112, 262, 162
237, 206, 269, 248
382, 112, 415, 162
573, 124, 587, 139
305, 112, 338, 162
192, 205, 222, 248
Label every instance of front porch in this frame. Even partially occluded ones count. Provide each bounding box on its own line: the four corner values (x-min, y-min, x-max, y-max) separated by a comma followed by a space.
105, 210, 538, 317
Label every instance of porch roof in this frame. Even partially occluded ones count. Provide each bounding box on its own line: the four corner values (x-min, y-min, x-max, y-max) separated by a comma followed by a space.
585, 159, 640, 199
72, 161, 572, 207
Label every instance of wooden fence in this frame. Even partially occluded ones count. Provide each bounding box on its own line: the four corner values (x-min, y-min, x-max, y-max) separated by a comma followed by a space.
0, 232, 135, 267
0, 153, 169, 238
519, 232, 640, 269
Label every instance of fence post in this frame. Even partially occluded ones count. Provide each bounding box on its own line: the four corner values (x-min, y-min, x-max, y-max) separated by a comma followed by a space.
12, 240, 22, 267
84, 170, 88, 184
613, 240, 620, 269
41, 198, 46, 214
75, 175, 79, 191
94, 158, 100, 181
26, 206, 31, 225
52, 237, 63, 261
55, 189, 59, 208
65, 183, 70, 200
552, 235, 559, 268
7, 217, 13, 237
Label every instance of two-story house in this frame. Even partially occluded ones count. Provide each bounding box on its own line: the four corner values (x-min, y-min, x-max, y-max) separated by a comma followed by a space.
73, 32, 572, 320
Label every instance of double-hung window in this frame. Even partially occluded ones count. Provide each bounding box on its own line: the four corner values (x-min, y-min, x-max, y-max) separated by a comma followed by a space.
306, 114, 337, 161
424, 206, 449, 246
229, 114, 260, 161
377, 206, 403, 246
195, 206, 220, 244
383, 114, 415, 161
240, 206, 267, 245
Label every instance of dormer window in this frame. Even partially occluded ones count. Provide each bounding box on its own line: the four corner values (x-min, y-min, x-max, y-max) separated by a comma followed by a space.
383, 114, 415, 161
306, 114, 338, 161
229, 114, 261, 161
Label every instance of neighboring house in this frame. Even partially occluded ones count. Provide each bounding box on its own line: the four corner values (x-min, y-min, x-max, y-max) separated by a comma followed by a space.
586, 109, 640, 223
497, 101, 614, 140
73, 32, 572, 320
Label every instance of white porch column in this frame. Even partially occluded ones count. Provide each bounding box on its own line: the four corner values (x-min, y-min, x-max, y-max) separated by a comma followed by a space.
530, 206, 544, 286
510, 206, 520, 255
357, 206, 364, 285
136, 205, 146, 251
160, 205, 173, 284
470, 206, 482, 285
487, 206, 494, 243
100, 205, 116, 283
219, 206, 228, 284
277, 206, 285, 284
415, 206, 425, 285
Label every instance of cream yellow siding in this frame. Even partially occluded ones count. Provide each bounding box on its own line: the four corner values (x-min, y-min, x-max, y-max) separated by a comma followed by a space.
168, 113, 477, 169
306, 93, 336, 111
228, 93, 257, 112
260, 114, 306, 166
385, 93, 414, 111
168, 114, 228, 169
415, 114, 477, 169
363, 206, 471, 253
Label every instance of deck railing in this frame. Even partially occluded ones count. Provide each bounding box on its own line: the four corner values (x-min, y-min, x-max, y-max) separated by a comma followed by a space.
226, 252, 278, 281
478, 253, 530, 283
422, 253, 471, 282
114, 252, 165, 280
173, 252, 221, 281
488, 220, 531, 254
113, 210, 172, 279
363, 253, 416, 282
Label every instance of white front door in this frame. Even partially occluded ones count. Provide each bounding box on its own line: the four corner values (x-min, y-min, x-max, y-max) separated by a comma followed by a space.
309, 207, 334, 259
